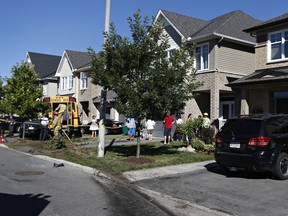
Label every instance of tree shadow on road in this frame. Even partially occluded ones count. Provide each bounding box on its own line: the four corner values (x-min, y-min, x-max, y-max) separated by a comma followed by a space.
0, 193, 50, 216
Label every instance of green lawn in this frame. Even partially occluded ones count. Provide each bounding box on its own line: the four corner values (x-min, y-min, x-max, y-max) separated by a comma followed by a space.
6, 135, 215, 174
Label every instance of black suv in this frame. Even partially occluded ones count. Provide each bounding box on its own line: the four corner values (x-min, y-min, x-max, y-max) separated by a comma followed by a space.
215, 114, 288, 180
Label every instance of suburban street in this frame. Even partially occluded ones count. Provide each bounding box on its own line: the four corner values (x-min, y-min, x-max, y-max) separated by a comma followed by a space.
0, 146, 173, 216
2, 132, 288, 216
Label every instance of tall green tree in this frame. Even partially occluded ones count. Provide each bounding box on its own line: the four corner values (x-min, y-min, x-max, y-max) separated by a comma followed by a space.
89, 10, 202, 119
0, 62, 44, 118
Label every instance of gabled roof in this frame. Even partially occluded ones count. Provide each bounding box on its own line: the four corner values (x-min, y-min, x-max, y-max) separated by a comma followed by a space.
65, 50, 91, 69
26, 52, 61, 78
159, 10, 208, 38
158, 9, 262, 45
227, 67, 288, 87
244, 12, 288, 33
191, 10, 261, 43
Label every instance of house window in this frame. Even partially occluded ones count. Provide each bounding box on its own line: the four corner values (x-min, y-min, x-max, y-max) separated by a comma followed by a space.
61, 76, 73, 90
195, 44, 209, 70
167, 48, 176, 58
80, 72, 88, 89
68, 76, 73, 89
268, 30, 288, 61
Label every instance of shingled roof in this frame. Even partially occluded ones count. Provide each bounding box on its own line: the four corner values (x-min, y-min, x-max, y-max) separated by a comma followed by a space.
244, 12, 288, 33
26, 52, 61, 78
160, 10, 208, 38
227, 67, 288, 87
159, 9, 262, 44
65, 50, 91, 70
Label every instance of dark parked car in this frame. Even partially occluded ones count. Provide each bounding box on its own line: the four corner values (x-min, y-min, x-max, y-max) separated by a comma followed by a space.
215, 114, 288, 180
19, 119, 42, 138
0, 116, 28, 133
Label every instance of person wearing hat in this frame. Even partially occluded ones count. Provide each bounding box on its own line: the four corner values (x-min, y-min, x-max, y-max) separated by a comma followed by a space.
202, 112, 211, 128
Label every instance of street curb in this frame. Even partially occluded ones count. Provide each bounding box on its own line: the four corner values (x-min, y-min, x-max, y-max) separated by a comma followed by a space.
0, 144, 111, 180
123, 160, 215, 182
137, 186, 231, 216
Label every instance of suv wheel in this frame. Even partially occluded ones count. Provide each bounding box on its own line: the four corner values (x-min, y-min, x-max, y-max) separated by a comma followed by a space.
274, 152, 288, 180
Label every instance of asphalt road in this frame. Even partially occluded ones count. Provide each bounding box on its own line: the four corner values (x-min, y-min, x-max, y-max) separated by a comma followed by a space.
0, 146, 175, 216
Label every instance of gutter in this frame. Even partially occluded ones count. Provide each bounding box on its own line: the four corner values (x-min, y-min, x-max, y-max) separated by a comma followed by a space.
186, 33, 256, 46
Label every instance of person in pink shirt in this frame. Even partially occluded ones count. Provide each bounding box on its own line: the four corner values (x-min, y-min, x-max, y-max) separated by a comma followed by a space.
163, 112, 174, 144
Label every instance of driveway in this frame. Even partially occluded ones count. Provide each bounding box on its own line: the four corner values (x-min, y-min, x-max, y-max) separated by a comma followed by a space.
124, 161, 288, 216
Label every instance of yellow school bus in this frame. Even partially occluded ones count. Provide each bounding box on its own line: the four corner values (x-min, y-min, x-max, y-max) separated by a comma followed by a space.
42, 96, 81, 137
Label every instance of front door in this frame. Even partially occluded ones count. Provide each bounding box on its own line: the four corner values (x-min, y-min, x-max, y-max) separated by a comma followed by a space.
220, 101, 234, 119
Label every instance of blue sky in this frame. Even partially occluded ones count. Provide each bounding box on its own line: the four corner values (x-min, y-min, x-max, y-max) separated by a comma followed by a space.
1, 0, 287, 78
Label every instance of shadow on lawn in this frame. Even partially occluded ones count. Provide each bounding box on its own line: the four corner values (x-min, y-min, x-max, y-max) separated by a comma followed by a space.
105, 140, 186, 157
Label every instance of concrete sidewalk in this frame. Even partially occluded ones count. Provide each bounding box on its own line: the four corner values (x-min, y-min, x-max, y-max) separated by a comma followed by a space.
123, 160, 215, 182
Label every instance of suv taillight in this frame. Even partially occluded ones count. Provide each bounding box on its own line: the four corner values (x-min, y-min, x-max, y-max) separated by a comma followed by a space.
215, 134, 223, 146
248, 136, 270, 147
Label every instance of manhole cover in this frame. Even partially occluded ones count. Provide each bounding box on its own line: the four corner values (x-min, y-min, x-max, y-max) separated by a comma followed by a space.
15, 171, 44, 176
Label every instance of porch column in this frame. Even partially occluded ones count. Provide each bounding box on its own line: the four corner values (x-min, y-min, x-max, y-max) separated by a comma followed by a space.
240, 89, 249, 115
210, 72, 220, 121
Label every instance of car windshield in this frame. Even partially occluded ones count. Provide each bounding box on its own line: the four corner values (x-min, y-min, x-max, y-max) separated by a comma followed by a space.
220, 119, 262, 137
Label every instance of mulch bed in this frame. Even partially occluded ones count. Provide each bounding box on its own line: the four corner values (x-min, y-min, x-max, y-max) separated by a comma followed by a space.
124, 156, 153, 164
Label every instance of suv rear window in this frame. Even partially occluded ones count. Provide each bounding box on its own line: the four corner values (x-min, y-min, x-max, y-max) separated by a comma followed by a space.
221, 119, 262, 137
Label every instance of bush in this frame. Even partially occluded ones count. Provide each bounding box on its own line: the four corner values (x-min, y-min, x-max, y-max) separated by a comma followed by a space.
200, 127, 215, 144
191, 138, 205, 151
178, 118, 203, 139
46, 136, 66, 149
191, 138, 215, 153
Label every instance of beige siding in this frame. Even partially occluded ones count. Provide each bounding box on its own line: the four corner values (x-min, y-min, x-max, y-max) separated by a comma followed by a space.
58, 58, 75, 96
76, 74, 101, 124
46, 82, 58, 96
216, 41, 255, 75
162, 28, 180, 49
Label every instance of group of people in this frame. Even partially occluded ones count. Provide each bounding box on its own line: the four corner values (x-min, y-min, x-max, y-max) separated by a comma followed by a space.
124, 116, 156, 141
42, 108, 210, 143
163, 112, 211, 144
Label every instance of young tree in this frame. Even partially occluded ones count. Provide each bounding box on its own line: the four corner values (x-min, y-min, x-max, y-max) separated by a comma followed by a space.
89, 10, 202, 158
0, 62, 44, 118
89, 10, 202, 119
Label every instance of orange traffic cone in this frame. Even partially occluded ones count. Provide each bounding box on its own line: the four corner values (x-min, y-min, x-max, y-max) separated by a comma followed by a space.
0, 136, 4, 144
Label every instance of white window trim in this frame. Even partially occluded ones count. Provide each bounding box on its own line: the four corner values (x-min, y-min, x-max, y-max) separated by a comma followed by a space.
60, 76, 74, 90
194, 43, 209, 71
166, 48, 176, 59
267, 29, 288, 63
80, 72, 88, 90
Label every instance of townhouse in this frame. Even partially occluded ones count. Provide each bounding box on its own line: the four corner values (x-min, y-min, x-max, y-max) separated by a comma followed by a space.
155, 10, 261, 125
25, 52, 61, 97
228, 13, 288, 115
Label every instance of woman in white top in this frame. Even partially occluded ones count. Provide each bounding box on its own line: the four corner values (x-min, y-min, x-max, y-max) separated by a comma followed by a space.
89, 115, 99, 137
145, 117, 156, 140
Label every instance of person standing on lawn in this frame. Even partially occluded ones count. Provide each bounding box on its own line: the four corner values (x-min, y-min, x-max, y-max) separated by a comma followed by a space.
127, 117, 136, 141
39, 114, 49, 141
146, 116, 156, 140
163, 112, 174, 144
89, 115, 99, 137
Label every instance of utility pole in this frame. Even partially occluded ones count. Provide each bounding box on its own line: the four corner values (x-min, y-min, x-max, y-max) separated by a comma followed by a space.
98, 0, 110, 158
